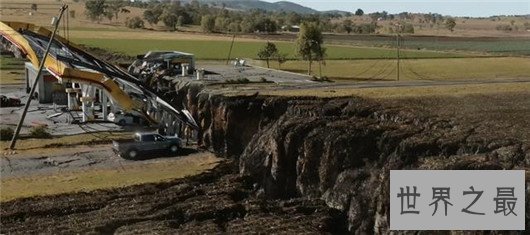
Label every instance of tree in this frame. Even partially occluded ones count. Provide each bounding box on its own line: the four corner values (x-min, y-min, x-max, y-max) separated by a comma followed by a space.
276, 53, 287, 69
228, 22, 241, 33
104, 9, 114, 22
296, 22, 325, 75
160, 3, 185, 30
445, 17, 456, 32
201, 15, 215, 32
108, 0, 124, 20
240, 20, 254, 33
85, 0, 106, 23
177, 15, 185, 27
342, 19, 353, 34
214, 16, 229, 32
369, 11, 388, 21
315, 47, 326, 78
126, 16, 144, 29
161, 8, 179, 30
143, 6, 163, 26
257, 42, 279, 68
355, 8, 364, 16
254, 18, 277, 33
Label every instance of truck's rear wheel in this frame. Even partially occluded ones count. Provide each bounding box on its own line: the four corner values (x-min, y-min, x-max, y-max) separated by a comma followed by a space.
169, 145, 179, 154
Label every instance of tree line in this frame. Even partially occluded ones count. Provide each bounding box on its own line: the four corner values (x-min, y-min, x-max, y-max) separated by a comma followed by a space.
84, 0, 458, 34
84, 0, 127, 23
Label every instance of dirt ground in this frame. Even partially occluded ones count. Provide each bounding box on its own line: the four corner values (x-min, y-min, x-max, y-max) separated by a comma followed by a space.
0, 161, 343, 234
1, 144, 211, 179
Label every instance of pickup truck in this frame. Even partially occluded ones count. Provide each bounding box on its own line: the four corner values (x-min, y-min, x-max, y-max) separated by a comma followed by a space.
112, 133, 181, 159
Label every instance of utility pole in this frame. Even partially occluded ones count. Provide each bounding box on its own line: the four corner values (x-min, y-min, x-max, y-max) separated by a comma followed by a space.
226, 34, 236, 65
9, 5, 68, 150
396, 33, 400, 81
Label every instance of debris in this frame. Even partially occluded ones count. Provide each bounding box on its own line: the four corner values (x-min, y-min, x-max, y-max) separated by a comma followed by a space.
0, 95, 21, 107
128, 51, 195, 83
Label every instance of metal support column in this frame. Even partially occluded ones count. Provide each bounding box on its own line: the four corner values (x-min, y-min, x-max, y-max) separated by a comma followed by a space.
10, 5, 68, 150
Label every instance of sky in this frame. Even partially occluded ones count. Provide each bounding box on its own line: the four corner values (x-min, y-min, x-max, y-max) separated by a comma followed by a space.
261, 0, 530, 17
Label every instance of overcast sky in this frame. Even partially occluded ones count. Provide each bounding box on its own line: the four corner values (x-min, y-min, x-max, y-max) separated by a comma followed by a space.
261, 0, 530, 17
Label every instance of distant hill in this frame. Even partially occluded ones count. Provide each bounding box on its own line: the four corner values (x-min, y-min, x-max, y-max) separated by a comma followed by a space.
179, 0, 320, 14
321, 10, 352, 16
273, 1, 318, 14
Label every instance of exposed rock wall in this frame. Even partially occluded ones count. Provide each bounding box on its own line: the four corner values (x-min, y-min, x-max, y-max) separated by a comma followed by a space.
174, 83, 529, 233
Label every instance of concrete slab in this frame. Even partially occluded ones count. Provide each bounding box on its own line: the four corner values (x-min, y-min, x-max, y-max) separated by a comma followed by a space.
195, 61, 314, 84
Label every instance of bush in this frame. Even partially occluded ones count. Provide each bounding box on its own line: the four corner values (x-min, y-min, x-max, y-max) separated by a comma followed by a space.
126, 16, 144, 29
0, 127, 14, 141
402, 23, 415, 34
496, 24, 513, 32
29, 126, 51, 138
352, 23, 377, 34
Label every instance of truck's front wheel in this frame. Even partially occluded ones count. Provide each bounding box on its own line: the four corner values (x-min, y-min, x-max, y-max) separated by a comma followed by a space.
126, 149, 139, 159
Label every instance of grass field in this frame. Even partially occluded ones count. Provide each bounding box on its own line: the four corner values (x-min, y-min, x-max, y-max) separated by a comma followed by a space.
255, 57, 530, 81
263, 82, 530, 98
0, 153, 220, 202
325, 36, 530, 56
73, 37, 470, 60
0, 55, 26, 84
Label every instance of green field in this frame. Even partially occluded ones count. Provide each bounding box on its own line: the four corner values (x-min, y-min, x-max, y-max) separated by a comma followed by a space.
0, 55, 25, 70
0, 56, 26, 84
255, 57, 530, 81
73, 38, 471, 60
325, 35, 530, 56
399, 39, 530, 55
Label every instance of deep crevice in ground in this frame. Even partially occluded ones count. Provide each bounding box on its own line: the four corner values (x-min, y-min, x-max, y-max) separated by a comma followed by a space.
1, 87, 529, 233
